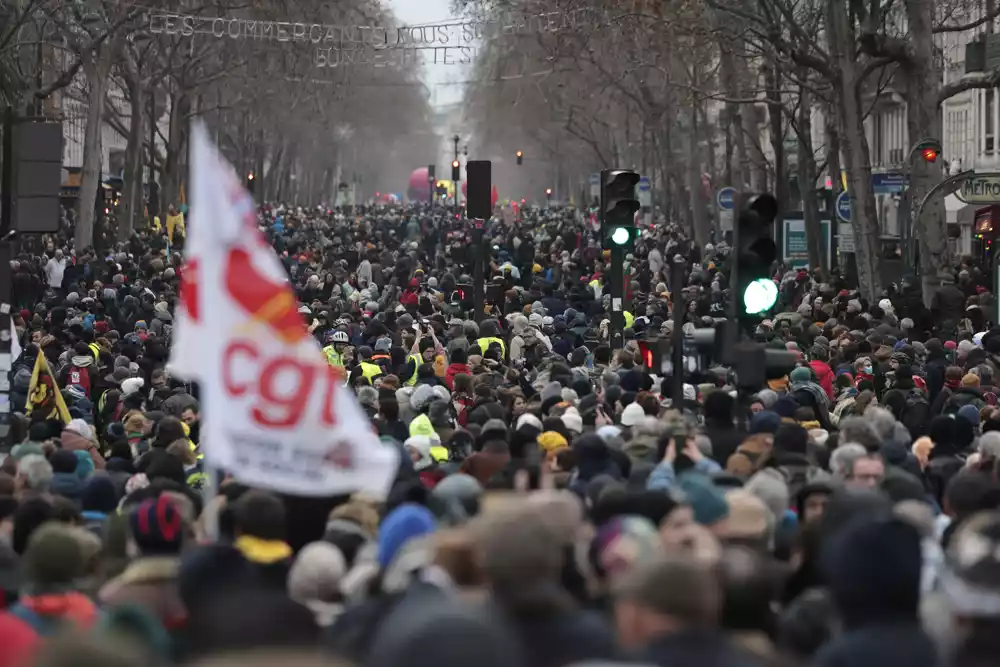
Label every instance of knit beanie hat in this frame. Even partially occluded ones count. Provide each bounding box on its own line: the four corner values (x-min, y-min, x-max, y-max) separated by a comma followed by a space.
537, 431, 569, 454
129, 496, 185, 555
23, 523, 85, 587
962, 373, 981, 388
378, 504, 436, 570
676, 473, 729, 526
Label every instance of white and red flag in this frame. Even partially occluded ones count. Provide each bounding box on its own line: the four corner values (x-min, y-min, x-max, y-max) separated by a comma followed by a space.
172, 122, 398, 497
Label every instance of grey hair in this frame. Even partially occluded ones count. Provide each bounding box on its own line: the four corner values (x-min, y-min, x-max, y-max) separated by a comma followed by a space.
838, 417, 882, 452
356, 385, 379, 409
18, 454, 53, 491
979, 431, 1000, 459
865, 407, 897, 440
830, 443, 868, 480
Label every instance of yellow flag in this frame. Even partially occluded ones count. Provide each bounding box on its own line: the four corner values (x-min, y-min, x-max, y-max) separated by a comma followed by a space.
26, 353, 72, 424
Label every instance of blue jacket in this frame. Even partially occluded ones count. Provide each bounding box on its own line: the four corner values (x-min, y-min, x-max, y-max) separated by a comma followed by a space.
647, 458, 721, 491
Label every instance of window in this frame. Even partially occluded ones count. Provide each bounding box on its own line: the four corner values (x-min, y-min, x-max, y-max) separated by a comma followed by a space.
986, 89, 995, 153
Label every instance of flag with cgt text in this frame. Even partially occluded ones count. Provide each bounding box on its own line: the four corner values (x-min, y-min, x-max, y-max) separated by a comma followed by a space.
180, 122, 399, 498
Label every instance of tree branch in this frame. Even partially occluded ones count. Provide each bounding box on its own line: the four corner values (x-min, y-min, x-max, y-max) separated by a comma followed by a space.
938, 69, 1000, 105
934, 6, 1000, 34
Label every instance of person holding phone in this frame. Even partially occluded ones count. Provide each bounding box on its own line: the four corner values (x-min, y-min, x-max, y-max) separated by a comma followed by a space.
646, 430, 722, 492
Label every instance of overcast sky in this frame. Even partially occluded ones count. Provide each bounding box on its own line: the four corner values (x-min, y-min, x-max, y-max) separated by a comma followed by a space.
386, 0, 471, 108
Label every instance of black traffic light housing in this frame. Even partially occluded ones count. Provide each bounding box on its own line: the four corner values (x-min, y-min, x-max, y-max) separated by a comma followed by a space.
600, 169, 640, 249
516, 150, 523, 166
733, 193, 779, 330
452, 160, 461, 181
246, 172, 256, 194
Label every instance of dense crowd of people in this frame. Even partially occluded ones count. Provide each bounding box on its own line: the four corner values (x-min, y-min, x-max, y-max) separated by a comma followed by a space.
2, 199, 1000, 667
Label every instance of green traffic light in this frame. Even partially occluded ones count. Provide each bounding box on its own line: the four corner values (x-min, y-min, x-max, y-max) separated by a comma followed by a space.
743, 278, 778, 315
610, 226, 631, 245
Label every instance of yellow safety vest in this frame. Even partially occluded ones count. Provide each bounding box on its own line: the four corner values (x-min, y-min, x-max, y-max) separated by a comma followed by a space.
360, 361, 382, 384
88, 342, 101, 362
405, 354, 423, 386
323, 345, 343, 367
476, 336, 506, 360
624, 311, 635, 329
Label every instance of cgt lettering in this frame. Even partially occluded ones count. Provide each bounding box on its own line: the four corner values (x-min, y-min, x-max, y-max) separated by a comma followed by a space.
223, 340, 340, 429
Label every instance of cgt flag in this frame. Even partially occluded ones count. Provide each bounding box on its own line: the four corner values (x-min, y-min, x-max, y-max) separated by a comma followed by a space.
26, 353, 71, 424
188, 122, 399, 498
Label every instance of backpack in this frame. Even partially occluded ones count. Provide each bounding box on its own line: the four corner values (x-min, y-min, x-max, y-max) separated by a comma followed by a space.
901, 391, 931, 438
65, 365, 91, 398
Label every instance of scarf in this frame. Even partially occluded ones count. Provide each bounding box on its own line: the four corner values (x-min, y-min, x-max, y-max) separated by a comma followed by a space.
235, 535, 292, 565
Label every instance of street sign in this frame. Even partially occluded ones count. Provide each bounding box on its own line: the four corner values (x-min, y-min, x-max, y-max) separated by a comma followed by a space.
871, 172, 908, 195
637, 177, 651, 207
589, 173, 601, 200
838, 223, 855, 253
782, 217, 831, 269
716, 186, 736, 210
836, 191, 852, 222
956, 172, 1000, 204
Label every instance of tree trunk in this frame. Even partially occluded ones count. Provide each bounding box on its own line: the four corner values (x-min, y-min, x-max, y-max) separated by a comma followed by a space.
76, 47, 111, 251
826, 0, 882, 301
902, 0, 952, 305
120, 73, 144, 241
714, 12, 752, 192
765, 56, 786, 263
798, 75, 827, 278
688, 96, 710, 248
825, 105, 854, 280
161, 90, 189, 210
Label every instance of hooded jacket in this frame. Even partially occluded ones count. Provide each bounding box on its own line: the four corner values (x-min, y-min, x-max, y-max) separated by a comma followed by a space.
808, 360, 836, 401
444, 362, 471, 390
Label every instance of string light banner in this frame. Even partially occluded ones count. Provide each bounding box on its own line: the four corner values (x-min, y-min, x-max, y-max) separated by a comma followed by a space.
147, 8, 600, 50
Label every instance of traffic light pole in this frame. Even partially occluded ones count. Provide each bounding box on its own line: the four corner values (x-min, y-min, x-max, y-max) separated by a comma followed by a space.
670, 259, 686, 407
466, 160, 491, 324
600, 169, 640, 352
609, 244, 625, 350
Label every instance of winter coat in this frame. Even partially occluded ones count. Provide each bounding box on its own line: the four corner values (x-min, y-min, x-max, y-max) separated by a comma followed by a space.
809, 360, 836, 401
444, 363, 471, 390
99, 557, 187, 630
703, 423, 743, 466
640, 629, 761, 667
941, 387, 986, 415
49, 473, 85, 505
508, 609, 619, 667
931, 284, 966, 335
815, 622, 937, 667
8, 592, 99, 636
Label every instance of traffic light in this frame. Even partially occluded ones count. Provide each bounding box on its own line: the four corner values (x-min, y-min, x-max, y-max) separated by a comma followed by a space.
246, 172, 255, 193
600, 169, 640, 249
545, 187, 552, 200
516, 150, 523, 166
733, 193, 778, 326
452, 160, 461, 181
914, 137, 942, 164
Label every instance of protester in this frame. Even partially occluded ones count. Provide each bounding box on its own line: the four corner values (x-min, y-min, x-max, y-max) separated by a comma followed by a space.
3, 192, 1000, 666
